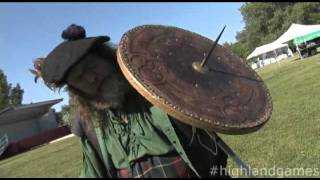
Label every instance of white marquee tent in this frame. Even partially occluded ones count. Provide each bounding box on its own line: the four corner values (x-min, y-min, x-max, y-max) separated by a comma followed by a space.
246, 42, 289, 60
274, 23, 320, 44
247, 23, 320, 69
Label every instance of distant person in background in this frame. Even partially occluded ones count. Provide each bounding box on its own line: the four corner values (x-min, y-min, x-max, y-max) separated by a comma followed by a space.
31, 24, 229, 178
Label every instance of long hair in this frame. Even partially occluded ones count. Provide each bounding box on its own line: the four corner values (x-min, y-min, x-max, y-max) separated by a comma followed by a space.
67, 86, 108, 129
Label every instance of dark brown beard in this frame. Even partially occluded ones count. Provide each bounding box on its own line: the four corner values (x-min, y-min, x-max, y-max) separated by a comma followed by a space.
91, 71, 131, 110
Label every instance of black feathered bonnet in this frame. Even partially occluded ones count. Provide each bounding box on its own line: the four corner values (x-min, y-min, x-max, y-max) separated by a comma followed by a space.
38, 24, 111, 87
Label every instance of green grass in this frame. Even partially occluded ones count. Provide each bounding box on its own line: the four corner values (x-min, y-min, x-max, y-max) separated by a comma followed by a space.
221, 53, 320, 177
0, 137, 82, 178
1, 53, 320, 178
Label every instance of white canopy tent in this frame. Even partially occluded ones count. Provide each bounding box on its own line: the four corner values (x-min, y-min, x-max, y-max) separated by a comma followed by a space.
247, 42, 289, 60
248, 41, 292, 69
273, 23, 320, 44
247, 23, 320, 69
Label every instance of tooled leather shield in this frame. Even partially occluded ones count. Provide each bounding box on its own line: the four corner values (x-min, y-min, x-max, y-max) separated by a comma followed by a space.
117, 25, 272, 135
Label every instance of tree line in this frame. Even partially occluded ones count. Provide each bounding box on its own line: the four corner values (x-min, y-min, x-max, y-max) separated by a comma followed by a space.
0, 69, 24, 110
223, 2, 320, 63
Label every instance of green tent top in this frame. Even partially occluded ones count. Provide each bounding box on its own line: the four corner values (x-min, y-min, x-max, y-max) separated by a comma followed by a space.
293, 30, 320, 45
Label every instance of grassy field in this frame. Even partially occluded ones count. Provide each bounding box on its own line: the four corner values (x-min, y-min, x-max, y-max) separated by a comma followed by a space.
0, 137, 82, 178
221, 53, 320, 177
0, 53, 320, 178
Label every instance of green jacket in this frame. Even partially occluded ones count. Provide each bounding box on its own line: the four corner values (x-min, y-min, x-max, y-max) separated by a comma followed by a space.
72, 93, 229, 178
77, 106, 201, 178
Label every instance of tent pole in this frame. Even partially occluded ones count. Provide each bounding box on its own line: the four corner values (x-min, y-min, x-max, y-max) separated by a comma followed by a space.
296, 44, 302, 59
273, 50, 280, 67
304, 40, 309, 57
273, 50, 278, 60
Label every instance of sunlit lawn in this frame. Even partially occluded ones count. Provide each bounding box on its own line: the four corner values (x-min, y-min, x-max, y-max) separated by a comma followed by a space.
0, 137, 82, 178
221, 53, 320, 177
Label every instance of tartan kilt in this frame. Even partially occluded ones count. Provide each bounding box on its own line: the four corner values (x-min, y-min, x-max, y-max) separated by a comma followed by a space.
117, 151, 192, 178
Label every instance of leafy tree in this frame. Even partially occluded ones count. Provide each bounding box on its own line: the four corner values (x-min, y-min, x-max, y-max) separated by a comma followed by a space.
56, 104, 71, 126
0, 70, 11, 110
0, 69, 24, 110
223, 41, 250, 64
56, 90, 79, 127
9, 84, 24, 106
289, 3, 320, 25
223, 2, 320, 62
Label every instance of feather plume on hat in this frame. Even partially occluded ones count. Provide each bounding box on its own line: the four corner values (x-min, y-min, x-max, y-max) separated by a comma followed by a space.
29, 58, 57, 91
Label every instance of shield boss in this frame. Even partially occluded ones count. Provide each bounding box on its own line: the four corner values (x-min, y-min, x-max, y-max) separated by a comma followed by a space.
117, 25, 272, 135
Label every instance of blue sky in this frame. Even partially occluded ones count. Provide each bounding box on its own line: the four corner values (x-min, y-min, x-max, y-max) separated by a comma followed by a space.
0, 2, 244, 111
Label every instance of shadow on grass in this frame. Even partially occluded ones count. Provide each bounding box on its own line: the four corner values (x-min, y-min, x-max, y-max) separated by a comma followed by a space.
291, 57, 301, 62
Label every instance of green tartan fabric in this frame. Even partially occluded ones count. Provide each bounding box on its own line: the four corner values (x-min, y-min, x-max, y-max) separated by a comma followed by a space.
117, 151, 192, 178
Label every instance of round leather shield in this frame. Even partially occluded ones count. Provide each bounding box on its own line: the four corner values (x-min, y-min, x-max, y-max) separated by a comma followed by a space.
117, 25, 272, 135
